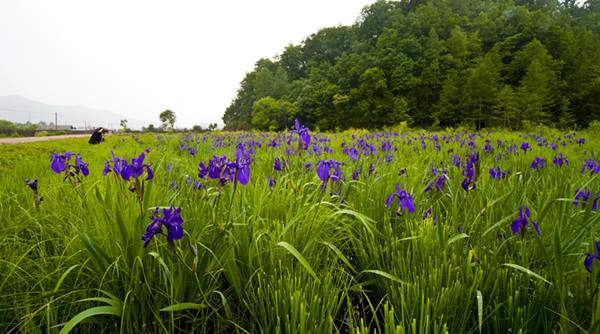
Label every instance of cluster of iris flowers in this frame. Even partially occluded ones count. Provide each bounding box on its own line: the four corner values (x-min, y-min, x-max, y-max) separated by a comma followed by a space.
198, 144, 251, 186
424, 164, 447, 193
385, 183, 415, 215
552, 153, 569, 167
316, 159, 343, 191
573, 188, 599, 211
461, 153, 479, 191
50, 152, 90, 180
102, 151, 154, 199
179, 144, 198, 156
511, 206, 541, 237
489, 166, 507, 179
531, 157, 546, 169
581, 159, 600, 175
43, 130, 600, 272
142, 206, 184, 249
292, 118, 311, 150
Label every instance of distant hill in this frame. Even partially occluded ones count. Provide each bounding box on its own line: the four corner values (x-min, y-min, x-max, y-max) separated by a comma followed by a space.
0, 95, 150, 130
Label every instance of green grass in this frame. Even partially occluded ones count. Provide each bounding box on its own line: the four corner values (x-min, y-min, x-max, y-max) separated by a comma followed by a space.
1, 128, 599, 333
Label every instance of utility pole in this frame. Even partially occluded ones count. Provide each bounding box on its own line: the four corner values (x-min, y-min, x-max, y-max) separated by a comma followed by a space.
55, 112, 58, 130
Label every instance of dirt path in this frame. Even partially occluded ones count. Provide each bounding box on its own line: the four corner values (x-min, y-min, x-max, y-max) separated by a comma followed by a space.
0, 134, 90, 144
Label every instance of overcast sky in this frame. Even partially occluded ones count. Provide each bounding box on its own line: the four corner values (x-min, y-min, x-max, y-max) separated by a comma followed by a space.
0, 1, 375, 127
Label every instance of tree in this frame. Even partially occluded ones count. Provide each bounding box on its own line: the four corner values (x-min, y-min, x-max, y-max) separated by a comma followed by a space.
208, 123, 218, 131
120, 119, 129, 132
143, 124, 156, 132
192, 125, 203, 132
159, 110, 176, 130
462, 54, 502, 128
251, 97, 297, 131
517, 59, 553, 123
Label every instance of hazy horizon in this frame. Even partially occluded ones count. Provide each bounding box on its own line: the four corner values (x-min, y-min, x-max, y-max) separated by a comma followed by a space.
0, 1, 375, 128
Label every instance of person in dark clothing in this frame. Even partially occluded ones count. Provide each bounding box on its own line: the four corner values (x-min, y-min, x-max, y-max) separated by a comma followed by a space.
89, 127, 106, 144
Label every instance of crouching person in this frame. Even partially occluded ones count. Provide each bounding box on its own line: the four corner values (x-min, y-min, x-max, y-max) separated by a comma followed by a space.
89, 127, 107, 144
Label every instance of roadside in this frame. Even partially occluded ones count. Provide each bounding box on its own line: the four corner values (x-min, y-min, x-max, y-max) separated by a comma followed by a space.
0, 134, 90, 144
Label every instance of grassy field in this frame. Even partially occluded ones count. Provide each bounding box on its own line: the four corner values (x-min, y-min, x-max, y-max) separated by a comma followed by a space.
1, 126, 599, 333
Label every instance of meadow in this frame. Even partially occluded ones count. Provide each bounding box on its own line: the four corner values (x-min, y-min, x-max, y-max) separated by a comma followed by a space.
1, 124, 599, 333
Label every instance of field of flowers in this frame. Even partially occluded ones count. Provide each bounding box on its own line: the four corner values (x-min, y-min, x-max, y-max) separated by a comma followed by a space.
1, 123, 599, 333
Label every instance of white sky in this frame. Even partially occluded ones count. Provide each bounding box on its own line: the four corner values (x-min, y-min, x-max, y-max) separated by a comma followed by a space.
0, 1, 375, 127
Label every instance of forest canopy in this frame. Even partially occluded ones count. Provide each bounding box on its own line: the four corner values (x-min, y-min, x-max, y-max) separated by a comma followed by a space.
223, 0, 600, 130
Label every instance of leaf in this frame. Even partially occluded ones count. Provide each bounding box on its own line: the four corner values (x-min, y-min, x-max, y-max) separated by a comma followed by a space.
482, 215, 513, 237
503, 263, 552, 285
53, 265, 79, 293
362, 269, 407, 285
477, 290, 483, 334
447, 233, 469, 245
160, 303, 208, 312
58, 306, 120, 334
332, 209, 376, 237
320, 241, 356, 273
277, 241, 320, 282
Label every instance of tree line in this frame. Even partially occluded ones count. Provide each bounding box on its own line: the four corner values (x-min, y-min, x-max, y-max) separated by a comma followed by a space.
223, 0, 600, 130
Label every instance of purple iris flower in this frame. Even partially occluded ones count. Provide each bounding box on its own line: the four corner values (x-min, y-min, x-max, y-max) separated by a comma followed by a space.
576, 138, 586, 145
103, 152, 154, 197
552, 153, 569, 167
385, 183, 415, 214
483, 140, 494, 153
200, 145, 252, 186
121, 152, 154, 181
351, 169, 360, 181
268, 176, 276, 189
584, 241, 600, 272
207, 155, 227, 179
293, 118, 311, 149
531, 157, 546, 170
381, 140, 392, 152
142, 206, 184, 247
274, 158, 283, 171
343, 147, 360, 161
511, 206, 540, 237
198, 162, 209, 178
452, 154, 461, 168
581, 159, 600, 175
305, 161, 313, 172
424, 166, 447, 192
368, 163, 375, 176
316, 160, 342, 182
423, 207, 438, 224
75, 155, 90, 176
51, 153, 67, 173
489, 166, 507, 179
521, 142, 531, 152
461, 153, 479, 191
574, 188, 591, 207
50, 152, 90, 179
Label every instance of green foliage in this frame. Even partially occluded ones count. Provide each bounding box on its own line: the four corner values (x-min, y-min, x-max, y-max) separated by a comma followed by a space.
0, 119, 37, 137
251, 97, 297, 131
223, 0, 600, 130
